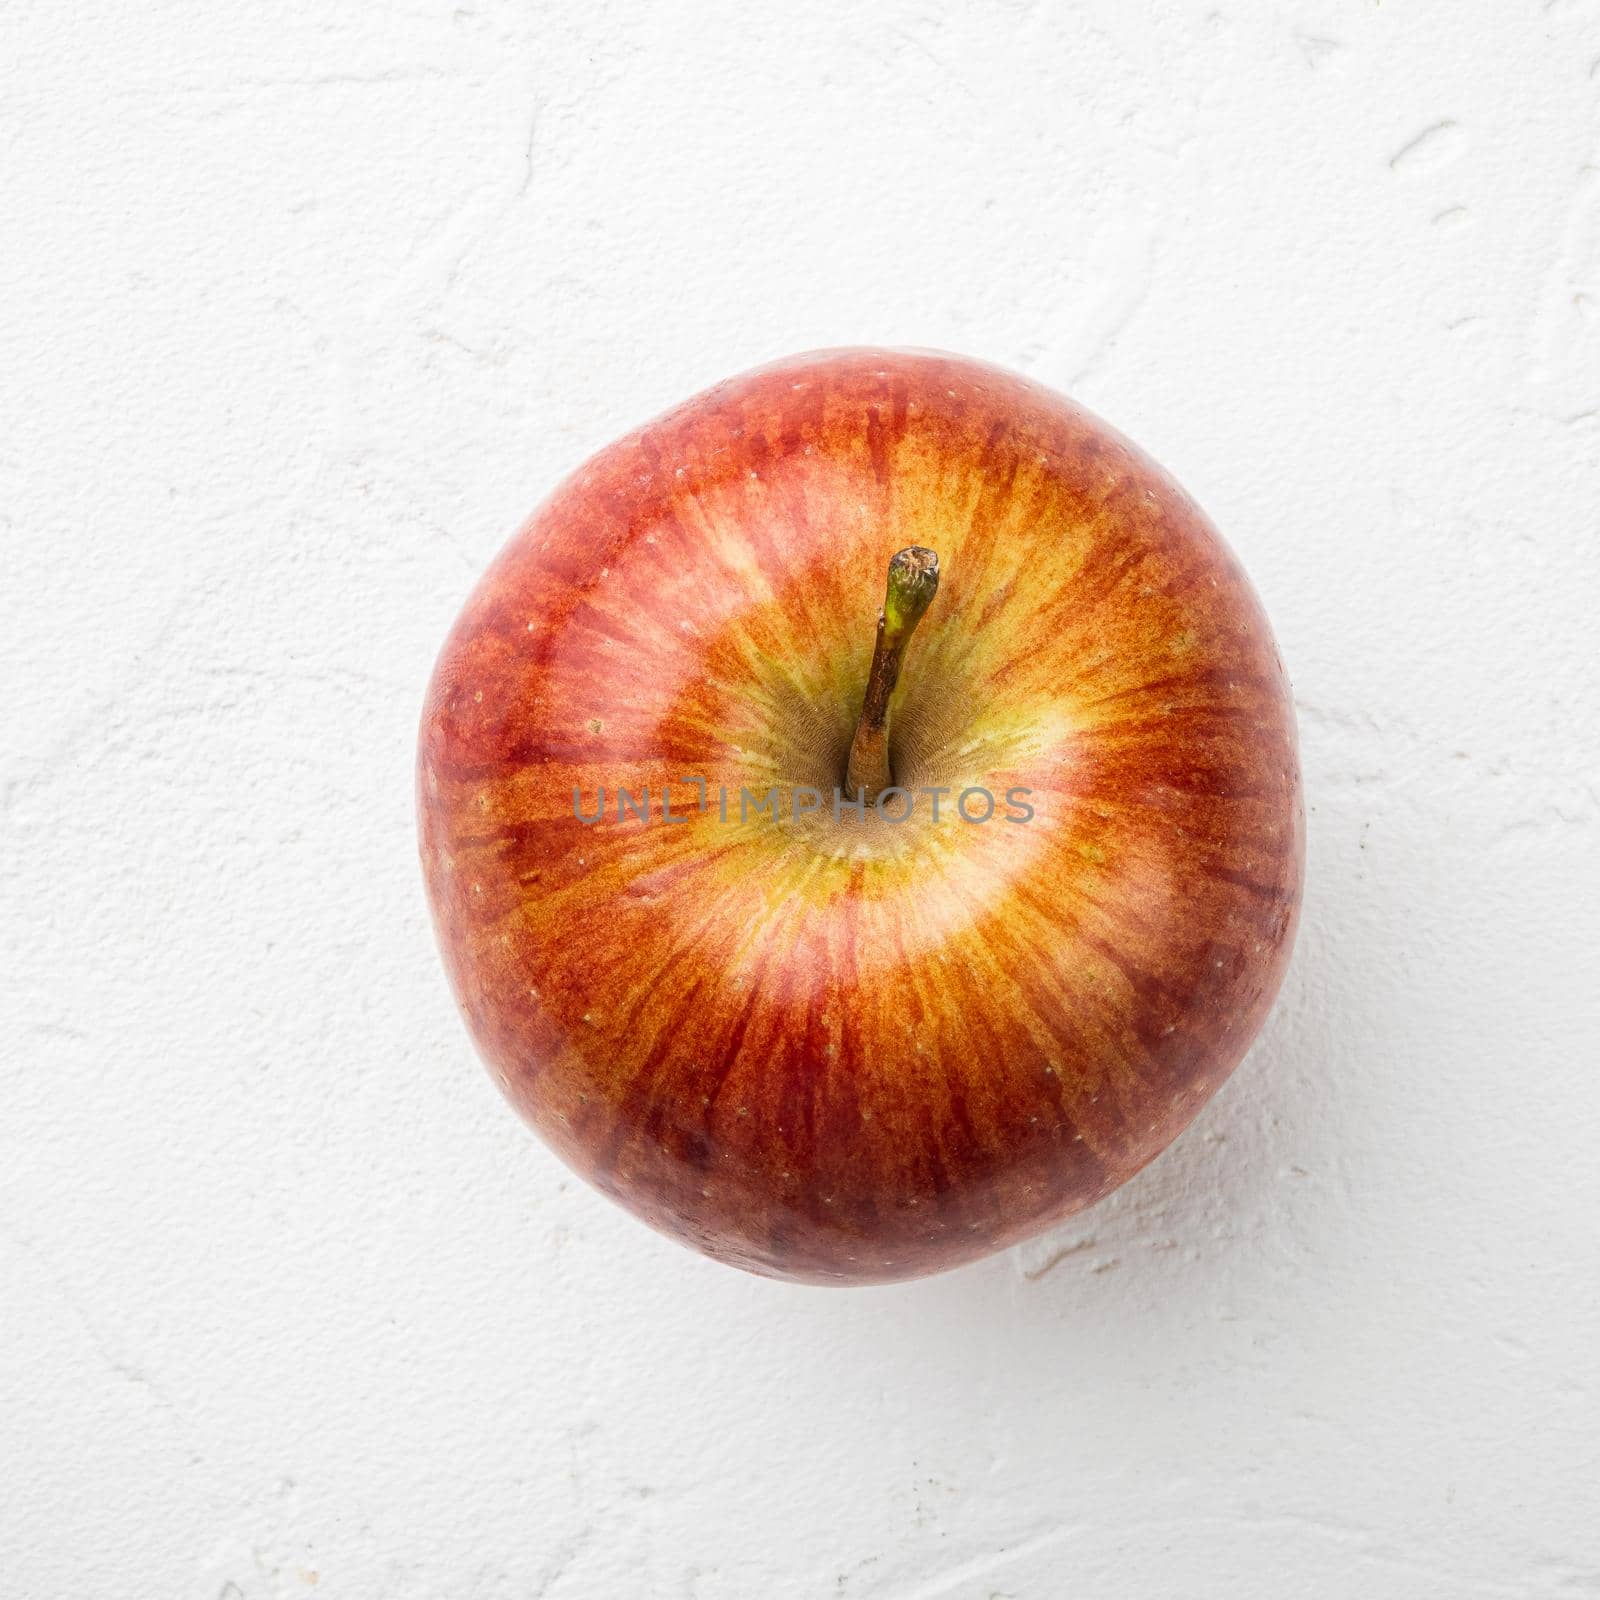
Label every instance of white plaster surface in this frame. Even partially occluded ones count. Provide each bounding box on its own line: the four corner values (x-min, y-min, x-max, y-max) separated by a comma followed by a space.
4, 2, 1599, 1595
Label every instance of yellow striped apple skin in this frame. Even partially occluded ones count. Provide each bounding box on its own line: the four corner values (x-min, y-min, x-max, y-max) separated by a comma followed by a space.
418, 349, 1303, 1284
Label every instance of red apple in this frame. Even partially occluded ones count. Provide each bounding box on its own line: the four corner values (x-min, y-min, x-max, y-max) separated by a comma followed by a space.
417, 349, 1303, 1284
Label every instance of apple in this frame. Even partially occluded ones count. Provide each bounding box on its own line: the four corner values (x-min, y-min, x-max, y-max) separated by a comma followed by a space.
417, 348, 1303, 1284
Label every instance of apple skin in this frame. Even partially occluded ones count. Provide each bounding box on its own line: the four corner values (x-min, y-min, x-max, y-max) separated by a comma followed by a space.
418, 349, 1303, 1284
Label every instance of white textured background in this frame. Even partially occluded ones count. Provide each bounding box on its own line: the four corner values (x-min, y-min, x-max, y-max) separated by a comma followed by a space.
4, 2, 1599, 1595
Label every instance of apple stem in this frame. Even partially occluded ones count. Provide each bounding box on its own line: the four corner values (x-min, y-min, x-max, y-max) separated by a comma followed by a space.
845, 546, 941, 803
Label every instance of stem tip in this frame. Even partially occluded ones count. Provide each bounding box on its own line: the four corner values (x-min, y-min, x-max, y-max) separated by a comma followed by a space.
884, 546, 940, 638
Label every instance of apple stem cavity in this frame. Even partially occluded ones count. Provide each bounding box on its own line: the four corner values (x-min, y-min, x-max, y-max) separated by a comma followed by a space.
845, 545, 941, 803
